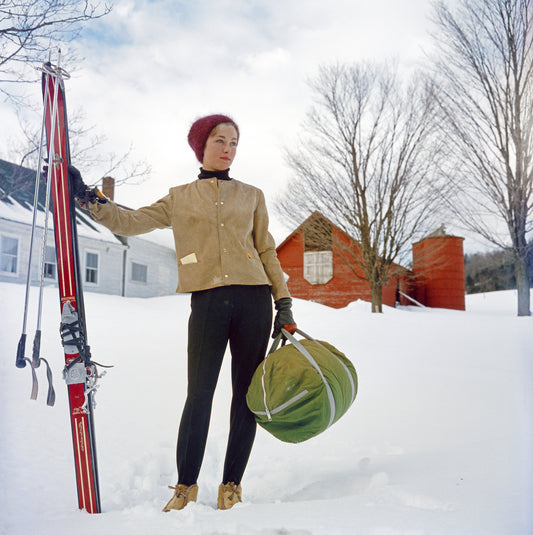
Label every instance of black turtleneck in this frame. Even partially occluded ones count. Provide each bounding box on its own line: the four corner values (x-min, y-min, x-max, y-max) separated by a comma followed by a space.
198, 168, 232, 180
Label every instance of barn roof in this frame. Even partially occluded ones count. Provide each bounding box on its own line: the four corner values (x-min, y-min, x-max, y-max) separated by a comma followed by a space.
276, 210, 412, 275
276, 211, 358, 251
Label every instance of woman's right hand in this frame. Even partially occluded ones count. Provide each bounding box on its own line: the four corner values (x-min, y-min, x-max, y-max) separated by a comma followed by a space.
67, 165, 88, 198
67, 165, 107, 205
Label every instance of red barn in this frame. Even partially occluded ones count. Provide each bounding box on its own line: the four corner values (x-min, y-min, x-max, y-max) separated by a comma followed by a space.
276, 213, 465, 310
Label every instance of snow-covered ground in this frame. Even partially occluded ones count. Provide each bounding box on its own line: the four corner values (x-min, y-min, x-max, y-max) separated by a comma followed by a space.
1, 282, 531, 535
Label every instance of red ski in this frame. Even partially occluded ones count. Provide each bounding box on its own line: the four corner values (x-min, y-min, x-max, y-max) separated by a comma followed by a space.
42, 61, 102, 514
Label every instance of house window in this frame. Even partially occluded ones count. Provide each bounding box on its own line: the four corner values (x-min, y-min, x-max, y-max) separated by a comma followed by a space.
131, 262, 148, 283
85, 251, 99, 284
44, 246, 56, 279
0, 235, 18, 274
304, 251, 333, 285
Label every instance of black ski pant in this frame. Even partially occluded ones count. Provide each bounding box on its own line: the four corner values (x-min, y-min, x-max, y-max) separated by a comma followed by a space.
176, 285, 272, 486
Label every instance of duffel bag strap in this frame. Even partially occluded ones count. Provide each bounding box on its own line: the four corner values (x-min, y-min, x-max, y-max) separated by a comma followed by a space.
289, 329, 356, 403
280, 329, 336, 429
261, 331, 307, 421
268, 333, 287, 355
268, 327, 315, 355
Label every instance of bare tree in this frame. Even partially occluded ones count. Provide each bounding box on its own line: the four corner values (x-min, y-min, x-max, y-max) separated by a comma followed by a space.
430, 0, 533, 316
22, 109, 151, 186
1, 1, 150, 200
279, 63, 445, 312
0, 0, 111, 99
2, 109, 151, 202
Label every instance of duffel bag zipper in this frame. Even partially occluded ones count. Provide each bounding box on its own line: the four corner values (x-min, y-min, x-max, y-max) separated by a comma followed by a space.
252, 389, 309, 419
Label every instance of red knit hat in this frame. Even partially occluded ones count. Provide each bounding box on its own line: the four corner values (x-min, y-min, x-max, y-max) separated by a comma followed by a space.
187, 114, 239, 163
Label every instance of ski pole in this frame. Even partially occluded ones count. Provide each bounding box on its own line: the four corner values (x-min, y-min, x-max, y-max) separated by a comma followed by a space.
15, 69, 52, 370
29, 54, 65, 406
32, 52, 62, 361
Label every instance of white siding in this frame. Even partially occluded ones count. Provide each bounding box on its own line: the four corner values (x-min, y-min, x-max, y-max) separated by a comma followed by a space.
0, 217, 127, 294
1, 209, 177, 298
0, 219, 57, 287
123, 235, 177, 298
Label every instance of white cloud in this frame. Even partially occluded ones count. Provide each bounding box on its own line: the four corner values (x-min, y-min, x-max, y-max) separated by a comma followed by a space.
1, 0, 436, 243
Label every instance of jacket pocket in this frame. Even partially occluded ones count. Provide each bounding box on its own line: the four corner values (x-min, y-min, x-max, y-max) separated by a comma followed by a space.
180, 252, 198, 265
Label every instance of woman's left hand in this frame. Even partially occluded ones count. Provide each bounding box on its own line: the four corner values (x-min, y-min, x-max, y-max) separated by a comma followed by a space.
272, 297, 297, 338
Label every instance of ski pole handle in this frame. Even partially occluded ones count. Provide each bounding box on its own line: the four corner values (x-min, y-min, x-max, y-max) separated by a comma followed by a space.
32, 330, 42, 368
16, 334, 27, 368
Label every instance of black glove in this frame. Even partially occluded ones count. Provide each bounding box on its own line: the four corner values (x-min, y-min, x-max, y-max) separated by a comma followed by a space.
272, 297, 297, 339
68, 165, 88, 198
43, 163, 105, 205
67, 165, 107, 205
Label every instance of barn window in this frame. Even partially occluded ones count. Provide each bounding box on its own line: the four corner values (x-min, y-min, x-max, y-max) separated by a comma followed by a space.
304, 250, 333, 284
0, 235, 18, 274
303, 216, 333, 285
131, 262, 148, 283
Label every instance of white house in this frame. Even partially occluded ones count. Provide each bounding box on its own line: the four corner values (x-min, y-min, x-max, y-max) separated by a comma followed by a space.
0, 159, 177, 298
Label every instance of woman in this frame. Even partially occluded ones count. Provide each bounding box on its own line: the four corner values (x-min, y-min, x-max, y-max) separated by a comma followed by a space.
69, 114, 296, 511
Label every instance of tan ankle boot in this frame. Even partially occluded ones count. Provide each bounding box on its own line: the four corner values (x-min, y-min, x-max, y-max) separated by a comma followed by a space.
162, 483, 198, 512
217, 482, 242, 510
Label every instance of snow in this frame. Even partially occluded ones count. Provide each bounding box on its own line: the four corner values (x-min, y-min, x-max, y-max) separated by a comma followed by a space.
135, 226, 175, 249
1, 194, 175, 248
1, 194, 122, 245
0, 282, 531, 535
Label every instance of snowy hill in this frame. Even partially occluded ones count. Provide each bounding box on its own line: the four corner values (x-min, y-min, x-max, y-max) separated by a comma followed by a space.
0, 282, 531, 535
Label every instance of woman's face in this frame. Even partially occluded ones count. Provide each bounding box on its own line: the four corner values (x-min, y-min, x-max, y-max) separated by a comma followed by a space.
202, 123, 238, 171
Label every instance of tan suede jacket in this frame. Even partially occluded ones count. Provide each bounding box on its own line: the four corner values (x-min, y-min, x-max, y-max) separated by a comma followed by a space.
88, 177, 290, 301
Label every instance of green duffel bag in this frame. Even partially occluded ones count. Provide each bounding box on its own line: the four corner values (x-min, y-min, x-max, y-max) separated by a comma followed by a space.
246, 329, 357, 443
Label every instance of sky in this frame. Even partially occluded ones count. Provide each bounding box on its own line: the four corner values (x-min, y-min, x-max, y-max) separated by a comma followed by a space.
0, 0, 484, 249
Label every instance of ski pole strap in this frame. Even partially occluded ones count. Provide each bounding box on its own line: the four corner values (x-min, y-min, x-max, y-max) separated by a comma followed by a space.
25, 358, 38, 401
41, 358, 56, 406
21, 356, 55, 406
